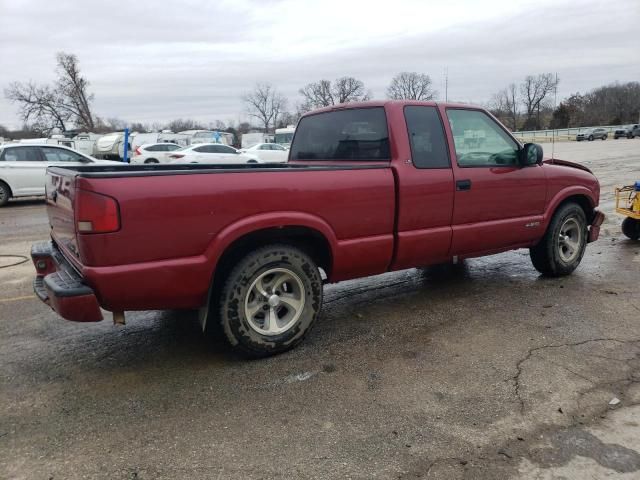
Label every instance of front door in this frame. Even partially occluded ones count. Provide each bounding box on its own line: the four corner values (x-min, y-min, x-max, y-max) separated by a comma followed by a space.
444, 108, 547, 256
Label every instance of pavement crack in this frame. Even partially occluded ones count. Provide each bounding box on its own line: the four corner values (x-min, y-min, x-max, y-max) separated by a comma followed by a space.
513, 338, 640, 414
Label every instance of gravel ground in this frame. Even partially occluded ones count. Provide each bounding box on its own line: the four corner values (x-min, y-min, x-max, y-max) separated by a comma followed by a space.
0, 139, 639, 479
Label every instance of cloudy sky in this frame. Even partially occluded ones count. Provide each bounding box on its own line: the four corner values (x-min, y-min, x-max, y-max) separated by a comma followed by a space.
0, 0, 638, 129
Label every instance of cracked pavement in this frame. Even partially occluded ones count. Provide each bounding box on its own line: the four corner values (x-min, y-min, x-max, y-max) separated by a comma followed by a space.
1, 140, 640, 479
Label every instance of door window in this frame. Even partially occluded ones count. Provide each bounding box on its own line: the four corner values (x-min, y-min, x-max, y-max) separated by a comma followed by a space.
41, 147, 86, 162
446, 109, 519, 167
0, 146, 42, 162
212, 145, 237, 154
404, 106, 450, 169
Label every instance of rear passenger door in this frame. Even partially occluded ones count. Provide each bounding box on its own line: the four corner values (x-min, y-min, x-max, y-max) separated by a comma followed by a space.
391, 105, 455, 270
0, 146, 47, 196
444, 108, 547, 256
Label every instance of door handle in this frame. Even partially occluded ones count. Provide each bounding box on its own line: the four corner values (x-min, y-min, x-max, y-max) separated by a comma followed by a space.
456, 179, 472, 191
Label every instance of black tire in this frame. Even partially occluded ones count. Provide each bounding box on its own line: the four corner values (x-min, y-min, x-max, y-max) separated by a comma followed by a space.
630, 134, 635, 139
622, 217, 640, 240
530, 202, 588, 276
144, 158, 159, 164
215, 244, 323, 357
601, 135, 607, 140
0, 181, 11, 207
588, 135, 594, 141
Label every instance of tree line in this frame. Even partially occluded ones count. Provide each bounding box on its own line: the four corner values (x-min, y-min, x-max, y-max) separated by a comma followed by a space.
3, 52, 638, 139
490, 75, 640, 131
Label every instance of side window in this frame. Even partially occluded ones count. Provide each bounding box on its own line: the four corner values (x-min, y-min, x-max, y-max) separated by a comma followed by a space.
290, 107, 390, 161
193, 146, 208, 153
404, 106, 450, 169
145, 145, 161, 152
3, 147, 42, 162
166, 144, 181, 151
216, 145, 237, 154
272, 144, 285, 151
446, 109, 519, 167
42, 147, 85, 162
259, 145, 270, 150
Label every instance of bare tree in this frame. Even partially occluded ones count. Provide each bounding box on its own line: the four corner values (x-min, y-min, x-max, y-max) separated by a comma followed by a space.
5, 82, 69, 134
299, 76, 369, 109
387, 72, 437, 100
5, 52, 95, 134
242, 83, 287, 132
489, 83, 519, 130
55, 53, 94, 130
520, 73, 559, 130
166, 118, 205, 132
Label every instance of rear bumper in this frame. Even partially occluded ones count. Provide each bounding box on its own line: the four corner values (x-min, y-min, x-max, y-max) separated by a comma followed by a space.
31, 241, 103, 322
588, 210, 605, 243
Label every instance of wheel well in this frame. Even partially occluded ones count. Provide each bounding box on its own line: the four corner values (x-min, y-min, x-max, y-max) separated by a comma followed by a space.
0, 179, 12, 196
210, 226, 332, 299
557, 195, 594, 222
144, 158, 158, 164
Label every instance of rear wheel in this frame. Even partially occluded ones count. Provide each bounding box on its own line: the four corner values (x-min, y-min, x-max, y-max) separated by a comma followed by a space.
214, 244, 323, 357
588, 135, 594, 141
0, 182, 11, 207
602, 135, 607, 140
622, 217, 640, 240
530, 203, 587, 276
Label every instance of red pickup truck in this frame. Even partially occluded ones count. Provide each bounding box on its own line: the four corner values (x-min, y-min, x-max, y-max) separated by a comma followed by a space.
32, 101, 604, 357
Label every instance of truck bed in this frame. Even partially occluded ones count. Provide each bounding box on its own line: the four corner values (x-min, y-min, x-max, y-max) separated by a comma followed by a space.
45, 162, 396, 311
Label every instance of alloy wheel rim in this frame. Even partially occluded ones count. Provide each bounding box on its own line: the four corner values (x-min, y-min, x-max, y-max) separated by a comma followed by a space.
557, 217, 582, 263
244, 268, 305, 336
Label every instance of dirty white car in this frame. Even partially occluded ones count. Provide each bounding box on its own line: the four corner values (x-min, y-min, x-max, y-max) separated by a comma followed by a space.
168, 143, 260, 164
0, 143, 120, 206
240, 143, 288, 163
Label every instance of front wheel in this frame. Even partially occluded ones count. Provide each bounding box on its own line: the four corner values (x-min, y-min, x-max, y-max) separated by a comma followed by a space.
588, 135, 594, 141
0, 182, 10, 207
622, 217, 640, 240
530, 203, 588, 276
215, 244, 323, 357
601, 135, 607, 140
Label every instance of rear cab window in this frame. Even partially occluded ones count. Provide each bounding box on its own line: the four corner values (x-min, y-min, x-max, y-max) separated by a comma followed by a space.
290, 107, 389, 161
404, 106, 450, 168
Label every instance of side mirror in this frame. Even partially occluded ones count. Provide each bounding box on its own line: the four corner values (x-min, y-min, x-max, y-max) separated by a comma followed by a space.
521, 143, 543, 166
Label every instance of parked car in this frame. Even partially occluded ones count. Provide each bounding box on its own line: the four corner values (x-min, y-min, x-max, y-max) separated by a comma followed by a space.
168, 143, 259, 164
241, 132, 273, 149
0, 144, 119, 206
131, 143, 182, 164
31, 101, 604, 357
576, 128, 608, 141
239, 143, 288, 163
614, 124, 640, 139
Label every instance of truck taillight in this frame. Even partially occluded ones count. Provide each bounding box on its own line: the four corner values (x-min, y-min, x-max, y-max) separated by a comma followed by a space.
76, 190, 120, 234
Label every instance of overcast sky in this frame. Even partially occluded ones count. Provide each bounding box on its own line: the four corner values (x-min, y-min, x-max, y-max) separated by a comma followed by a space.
0, 0, 638, 129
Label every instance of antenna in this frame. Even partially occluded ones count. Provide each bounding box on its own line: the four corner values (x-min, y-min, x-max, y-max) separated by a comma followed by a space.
551, 72, 558, 160
444, 67, 449, 102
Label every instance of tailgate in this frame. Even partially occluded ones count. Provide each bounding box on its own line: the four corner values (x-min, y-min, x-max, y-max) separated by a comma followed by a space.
45, 168, 80, 260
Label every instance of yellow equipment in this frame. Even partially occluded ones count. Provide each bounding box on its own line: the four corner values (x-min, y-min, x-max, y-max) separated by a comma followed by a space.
615, 182, 640, 240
